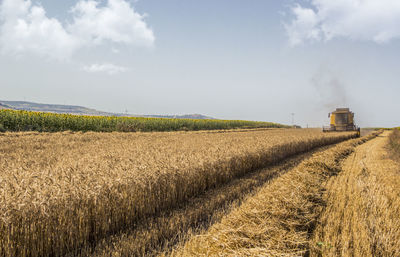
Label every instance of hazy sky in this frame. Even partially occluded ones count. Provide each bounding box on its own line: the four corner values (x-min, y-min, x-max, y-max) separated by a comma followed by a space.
1, 0, 399, 127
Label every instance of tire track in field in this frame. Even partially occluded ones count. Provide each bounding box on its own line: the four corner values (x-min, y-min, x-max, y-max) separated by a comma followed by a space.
85, 145, 330, 257
163, 133, 379, 257
311, 131, 400, 257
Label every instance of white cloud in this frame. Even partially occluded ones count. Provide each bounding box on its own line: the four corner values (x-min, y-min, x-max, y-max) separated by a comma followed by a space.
285, 4, 321, 46
0, 0, 80, 60
83, 63, 129, 75
0, 0, 154, 60
285, 0, 400, 46
69, 0, 155, 47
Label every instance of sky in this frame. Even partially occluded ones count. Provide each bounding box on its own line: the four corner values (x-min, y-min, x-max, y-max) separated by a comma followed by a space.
0, 0, 399, 128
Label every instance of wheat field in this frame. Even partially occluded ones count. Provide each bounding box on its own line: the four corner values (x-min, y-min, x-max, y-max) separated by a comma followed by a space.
167, 133, 378, 257
0, 129, 356, 257
311, 131, 400, 256
163, 130, 400, 257
88, 142, 328, 257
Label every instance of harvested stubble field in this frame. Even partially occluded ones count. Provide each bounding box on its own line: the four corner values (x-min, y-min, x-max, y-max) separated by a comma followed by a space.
168, 132, 381, 257
165, 130, 400, 257
0, 129, 357, 257
311, 131, 400, 257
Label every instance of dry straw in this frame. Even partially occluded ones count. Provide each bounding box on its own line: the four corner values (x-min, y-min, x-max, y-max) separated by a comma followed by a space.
311, 131, 400, 257
169, 132, 379, 257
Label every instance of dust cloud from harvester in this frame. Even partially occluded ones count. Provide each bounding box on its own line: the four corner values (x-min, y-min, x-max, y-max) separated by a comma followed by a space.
307, 66, 368, 128
311, 67, 348, 113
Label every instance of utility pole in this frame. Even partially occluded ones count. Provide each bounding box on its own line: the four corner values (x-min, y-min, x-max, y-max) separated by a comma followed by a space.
291, 113, 295, 127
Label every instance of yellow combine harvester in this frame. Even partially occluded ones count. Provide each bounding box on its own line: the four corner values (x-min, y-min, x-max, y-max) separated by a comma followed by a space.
323, 108, 360, 136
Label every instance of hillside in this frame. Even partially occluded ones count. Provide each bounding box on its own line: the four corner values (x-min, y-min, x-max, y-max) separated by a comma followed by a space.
0, 100, 111, 116
0, 100, 214, 119
0, 103, 12, 110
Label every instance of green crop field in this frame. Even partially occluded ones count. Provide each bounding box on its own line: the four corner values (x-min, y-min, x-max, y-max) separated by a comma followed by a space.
0, 109, 288, 132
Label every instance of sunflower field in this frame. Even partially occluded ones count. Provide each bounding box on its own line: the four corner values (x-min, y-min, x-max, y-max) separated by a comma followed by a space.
0, 109, 288, 132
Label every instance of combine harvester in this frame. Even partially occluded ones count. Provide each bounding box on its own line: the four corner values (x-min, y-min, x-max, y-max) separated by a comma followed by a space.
323, 108, 360, 137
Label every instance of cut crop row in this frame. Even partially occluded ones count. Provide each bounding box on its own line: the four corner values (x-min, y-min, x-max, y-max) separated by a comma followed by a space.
169, 132, 380, 256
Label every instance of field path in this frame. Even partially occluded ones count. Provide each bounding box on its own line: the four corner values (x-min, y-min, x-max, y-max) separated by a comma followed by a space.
311, 131, 400, 256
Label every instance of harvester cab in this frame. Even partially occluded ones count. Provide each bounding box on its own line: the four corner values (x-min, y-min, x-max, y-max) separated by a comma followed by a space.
323, 108, 360, 137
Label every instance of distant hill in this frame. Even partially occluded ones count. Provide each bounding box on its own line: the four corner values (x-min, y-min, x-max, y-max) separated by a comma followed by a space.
0, 100, 113, 116
0, 100, 215, 120
0, 103, 12, 110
